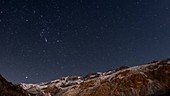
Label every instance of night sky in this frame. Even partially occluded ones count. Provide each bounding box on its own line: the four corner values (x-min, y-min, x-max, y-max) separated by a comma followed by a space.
1, 0, 170, 83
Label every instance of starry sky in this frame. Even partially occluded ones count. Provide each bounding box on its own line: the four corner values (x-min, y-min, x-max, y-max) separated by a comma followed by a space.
0, 0, 170, 83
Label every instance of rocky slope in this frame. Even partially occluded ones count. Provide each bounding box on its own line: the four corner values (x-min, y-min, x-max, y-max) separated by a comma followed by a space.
0, 74, 29, 96
20, 59, 170, 96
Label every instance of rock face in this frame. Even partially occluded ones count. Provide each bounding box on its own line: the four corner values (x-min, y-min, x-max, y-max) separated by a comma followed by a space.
20, 59, 170, 96
0, 74, 29, 96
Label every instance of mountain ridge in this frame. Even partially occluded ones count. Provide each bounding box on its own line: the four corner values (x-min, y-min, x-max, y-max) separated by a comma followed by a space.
0, 58, 170, 96
20, 59, 170, 96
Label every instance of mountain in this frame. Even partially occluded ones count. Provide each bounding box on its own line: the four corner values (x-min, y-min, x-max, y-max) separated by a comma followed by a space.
0, 74, 29, 96
19, 59, 170, 96
0, 59, 170, 96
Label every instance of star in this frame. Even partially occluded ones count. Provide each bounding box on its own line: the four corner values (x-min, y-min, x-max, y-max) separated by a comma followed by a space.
56, 40, 60, 43
25, 19, 29, 22
45, 38, 48, 43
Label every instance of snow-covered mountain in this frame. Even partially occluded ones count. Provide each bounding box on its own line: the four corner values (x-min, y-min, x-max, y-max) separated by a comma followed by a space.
0, 59, 170, 96
19, 59, 170, 96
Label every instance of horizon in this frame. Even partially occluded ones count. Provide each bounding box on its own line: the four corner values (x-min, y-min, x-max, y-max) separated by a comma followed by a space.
1, 58, 168, 84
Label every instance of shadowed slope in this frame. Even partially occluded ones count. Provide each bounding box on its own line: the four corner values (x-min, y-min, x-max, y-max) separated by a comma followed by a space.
0, 74, 29, 96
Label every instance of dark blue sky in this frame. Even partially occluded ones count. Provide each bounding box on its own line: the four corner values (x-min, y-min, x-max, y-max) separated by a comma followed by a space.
0, 0, 170, 83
